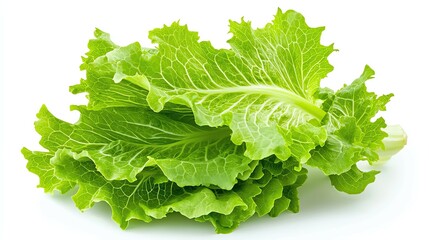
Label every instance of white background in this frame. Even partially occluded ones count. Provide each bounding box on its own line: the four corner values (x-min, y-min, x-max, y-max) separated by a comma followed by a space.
1, 0, 428, 239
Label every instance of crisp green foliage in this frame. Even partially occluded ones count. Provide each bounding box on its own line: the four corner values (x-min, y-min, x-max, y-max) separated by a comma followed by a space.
329, 165, 379, 194
22, 148, 75, 193
22, 9, 406, 233
34, 105, 253, 189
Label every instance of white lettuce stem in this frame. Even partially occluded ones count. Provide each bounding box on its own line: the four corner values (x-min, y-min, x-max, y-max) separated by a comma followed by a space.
376, 125, 407, 163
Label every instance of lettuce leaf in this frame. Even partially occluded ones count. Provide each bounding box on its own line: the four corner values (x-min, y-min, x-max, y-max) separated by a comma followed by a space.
23, 147, 306, 232
307, 65, 393, 192
35, 104, 255, 190
140, 10, 332, 163
22, 8, 406, 233
78, 10, 330, 164
22, 148, 75, 193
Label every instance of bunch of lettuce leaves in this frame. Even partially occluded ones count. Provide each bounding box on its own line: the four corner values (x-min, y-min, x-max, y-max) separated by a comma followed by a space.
22, 9, 407, 233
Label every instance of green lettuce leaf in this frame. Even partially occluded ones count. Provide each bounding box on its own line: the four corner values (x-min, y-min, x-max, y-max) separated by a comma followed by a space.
22, 8, 407, 234
305, 65, 392, 193
196, 158, 307, 233
329, 164, 379, 194
307, 66, 392, 176
35, 105, 254, 190
71, 42, 152, 110
81, 28, 118, 66
51, 148, 248, 229
95, 10, 332, 163
24, 147, 307, 232
22, 148, 75, 193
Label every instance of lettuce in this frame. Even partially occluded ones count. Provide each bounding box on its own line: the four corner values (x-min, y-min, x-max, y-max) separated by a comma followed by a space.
22, 9, 406, 233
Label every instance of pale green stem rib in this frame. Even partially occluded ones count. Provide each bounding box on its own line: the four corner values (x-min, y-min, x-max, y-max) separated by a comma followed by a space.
376, 125, 407, 163
126, 75, 326, 121
197, 85, 326, 121
133, 127, 232, 149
